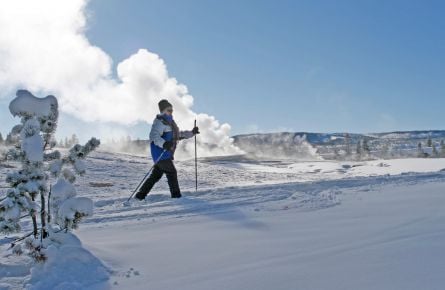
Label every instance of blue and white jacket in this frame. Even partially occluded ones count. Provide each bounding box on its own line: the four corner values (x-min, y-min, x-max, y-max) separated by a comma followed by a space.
149, 114, 194, 162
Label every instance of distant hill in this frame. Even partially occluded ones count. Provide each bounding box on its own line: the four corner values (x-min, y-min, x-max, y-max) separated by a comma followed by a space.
233, 130, 445, 160
233, 130, 445, 146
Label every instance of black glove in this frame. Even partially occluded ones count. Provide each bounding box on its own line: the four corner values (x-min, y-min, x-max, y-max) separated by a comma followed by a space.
163, 141, 174, 151
192, 126, 200, 135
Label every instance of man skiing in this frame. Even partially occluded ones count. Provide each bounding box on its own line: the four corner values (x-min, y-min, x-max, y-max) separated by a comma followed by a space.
135, 99, 199, 200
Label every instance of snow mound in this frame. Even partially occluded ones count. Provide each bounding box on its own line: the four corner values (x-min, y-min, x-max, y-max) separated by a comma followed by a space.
9, 90, 58, 118
27, 234, 110, 290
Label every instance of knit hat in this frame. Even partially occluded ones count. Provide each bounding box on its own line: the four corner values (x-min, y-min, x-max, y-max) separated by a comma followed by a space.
158, 99, 172, 112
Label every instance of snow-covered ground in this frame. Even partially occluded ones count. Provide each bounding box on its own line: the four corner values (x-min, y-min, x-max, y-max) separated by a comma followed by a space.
1, 151, 445, 289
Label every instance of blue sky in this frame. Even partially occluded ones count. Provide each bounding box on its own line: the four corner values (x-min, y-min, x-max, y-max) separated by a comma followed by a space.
1, 0, 445, 140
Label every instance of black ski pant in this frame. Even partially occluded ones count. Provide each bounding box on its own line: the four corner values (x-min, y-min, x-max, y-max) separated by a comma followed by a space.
137, 159, 181, 198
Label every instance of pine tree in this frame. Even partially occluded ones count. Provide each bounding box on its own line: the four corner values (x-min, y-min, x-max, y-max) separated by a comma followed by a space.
427, 137, 432, 147
432, 143, 438, 157
362, 138, 371, 155
334, 148, 340, 160
5, 133, 13, 145
71, 134, 79, 145
356, 140, 362, 160
381, 142, 391, 159
0, 132, 3, 144
344, 133, 351, 156
417, 142, 424, 158
0, 90, 100, 261
441, 140, 445, 157
49, 138, 100, 230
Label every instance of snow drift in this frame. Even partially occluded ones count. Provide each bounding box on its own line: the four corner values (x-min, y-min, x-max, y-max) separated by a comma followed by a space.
26, 232, 109, 290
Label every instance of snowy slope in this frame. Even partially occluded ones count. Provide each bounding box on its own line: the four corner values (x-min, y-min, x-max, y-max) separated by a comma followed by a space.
80, 181, 445, 290
1, 151, 445, 289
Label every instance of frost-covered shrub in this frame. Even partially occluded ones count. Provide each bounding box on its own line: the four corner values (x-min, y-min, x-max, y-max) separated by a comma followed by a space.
0, 90, 100, 262
49, 138, 99, 229
57, 197, 93, 229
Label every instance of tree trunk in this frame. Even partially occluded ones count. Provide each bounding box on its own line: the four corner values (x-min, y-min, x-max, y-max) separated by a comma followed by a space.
40, 191, 48, 239
47, 185, 51, 224
30, 196, 38, 238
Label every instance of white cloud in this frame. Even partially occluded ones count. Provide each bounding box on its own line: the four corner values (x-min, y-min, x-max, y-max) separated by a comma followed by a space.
0, 0, 241, 158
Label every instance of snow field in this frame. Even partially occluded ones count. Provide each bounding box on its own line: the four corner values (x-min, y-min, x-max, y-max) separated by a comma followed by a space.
2, 150, 445, 289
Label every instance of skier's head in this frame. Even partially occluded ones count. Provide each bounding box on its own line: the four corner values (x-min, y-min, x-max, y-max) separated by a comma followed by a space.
158, 99, 173, 115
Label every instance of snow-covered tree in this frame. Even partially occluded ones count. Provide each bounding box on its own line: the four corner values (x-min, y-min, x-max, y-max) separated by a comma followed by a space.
362, 138, 371, 156
2, 90, 58, 241
0, 132, 4, 145
380, 142, 392, 159
5, 133, 14, 145
0, 90, 100, 261
333, 148, 340, 160
440, 140, 445, 158
356, 140, 362, 160
432, 143, 439, 157
427, 137, 432, 147
344, 133, 351, 156
49, 138, 100, 229
355, 138, 371, 160
417, 142, 424, 158
71, 134, 79, 145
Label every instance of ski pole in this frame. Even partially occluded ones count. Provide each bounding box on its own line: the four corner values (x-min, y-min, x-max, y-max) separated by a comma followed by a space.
194, 119, 198, 192
127, 149, 166, 202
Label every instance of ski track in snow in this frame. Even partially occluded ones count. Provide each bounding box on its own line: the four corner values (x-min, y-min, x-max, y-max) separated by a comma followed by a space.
85, 171, 445, 227
2, 150, 445, 231
74, 151, 445, 228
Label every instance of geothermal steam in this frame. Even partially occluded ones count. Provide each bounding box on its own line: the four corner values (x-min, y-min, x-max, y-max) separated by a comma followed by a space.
0, 0, 240, 158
